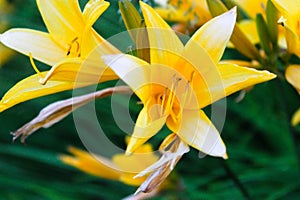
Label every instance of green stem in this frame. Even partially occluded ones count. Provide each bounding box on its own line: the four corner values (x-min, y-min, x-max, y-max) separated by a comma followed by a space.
221, 160, 253, 200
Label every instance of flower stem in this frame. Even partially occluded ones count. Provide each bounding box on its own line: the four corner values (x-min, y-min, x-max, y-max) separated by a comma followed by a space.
221, 160, 253, 200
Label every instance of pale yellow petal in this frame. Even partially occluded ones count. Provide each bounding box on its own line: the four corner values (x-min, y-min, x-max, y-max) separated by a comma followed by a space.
286, 65, 300, 93
271, 0, 300, 17
167, 109, 227, 158
283, 24, 300, 57
126, 98, 168, 154
83, 0, 110, 28
211, 63, 276, 102
39, 58, 118, 84
140, 1, 184, 65
292, 108, 300, 126
0, 29, 65, 65
0, 72, 89, 112
186, 7, 236, 63
36, 0, 84, 46
113, 144, 158, 174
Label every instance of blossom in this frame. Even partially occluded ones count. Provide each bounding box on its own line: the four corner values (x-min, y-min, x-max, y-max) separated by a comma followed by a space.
285, 65, 300, 126
0, 0, 119, 112
0, 0, 14, 66
154, 0, 211, 33
292, 108, 300, 126
103, 2, 276, 158
60, 142, 161, 198
60, 143, 158, 186
271, 0, 300, 56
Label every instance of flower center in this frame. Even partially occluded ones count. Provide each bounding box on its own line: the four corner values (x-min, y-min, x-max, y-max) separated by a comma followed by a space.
159, 71, 195, 118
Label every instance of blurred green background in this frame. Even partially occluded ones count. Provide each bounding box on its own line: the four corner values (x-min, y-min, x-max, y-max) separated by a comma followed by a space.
1, 0, 300, 199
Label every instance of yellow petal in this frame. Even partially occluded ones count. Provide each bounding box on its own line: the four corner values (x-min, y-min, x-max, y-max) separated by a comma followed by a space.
283, 23, 300, 57
0, 72, 89, 112
83, 0, 110, 28
39, 57, 118, 84
271, 0, 300, 17
0, 29, 65, 65
156, 0, 211, 25
233, 0, 267, 18
220, 60, 254, 68
214, 63, 276, 101
271, 0, 300, 56
186, 7, 236, 63
292, 108, 300, 126
167, 109, 227, 158
36, 0, 84, 46
286, 65, 300, 93
102, 54, 186, 104
60, 146, 121, 180
238, 20, 260, 45
113, 143, 158, 174
126, 98, 168, 154
140, 1, 184, 65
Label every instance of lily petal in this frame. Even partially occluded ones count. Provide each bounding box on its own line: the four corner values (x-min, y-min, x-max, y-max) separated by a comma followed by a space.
186, 7, 236, 63
284, 24, 300, 57
154, 0, 211, 27
0, 72, 89, 112
0, 29, 65, 65
286, 65, 300, 93
126, 98, 168, 155
60, 146, 122, 180
292, 108, 300, 126
209, 63, 276, 103
83, 0, 110, 28
271, 0, 300, 17
36, 0, 84, 46
140, 1, 184, 65
168, 109, 227, 158
237, 20, 260, 45
233, 0, 267, 18
39, 57, 118, 84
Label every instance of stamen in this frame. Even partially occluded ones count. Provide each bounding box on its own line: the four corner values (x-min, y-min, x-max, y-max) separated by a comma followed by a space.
165, 76, 181, 114
66, 37, 80, 56
29, 52, 45, 78
160, 88, 168, 116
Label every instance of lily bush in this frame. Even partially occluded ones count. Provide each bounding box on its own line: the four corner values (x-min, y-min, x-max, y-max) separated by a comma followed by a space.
0, 0, 299, 199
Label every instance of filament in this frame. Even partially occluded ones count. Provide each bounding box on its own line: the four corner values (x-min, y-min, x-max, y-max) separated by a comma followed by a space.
29, 52, 45, 78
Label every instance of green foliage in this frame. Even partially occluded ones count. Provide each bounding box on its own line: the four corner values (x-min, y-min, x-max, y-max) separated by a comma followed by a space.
1, 0, 300, 199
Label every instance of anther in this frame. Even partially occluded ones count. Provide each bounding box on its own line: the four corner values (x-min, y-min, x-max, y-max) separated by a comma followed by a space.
66, 37, 80, 56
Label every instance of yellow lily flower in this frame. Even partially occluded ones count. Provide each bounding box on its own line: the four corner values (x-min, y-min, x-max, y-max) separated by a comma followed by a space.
233, 0, 267, 18
292, 108, 300, 126
154, 0, 211, 33
102, 2, 276, 158
60, 143, 158, 186
286, 65, 300, 94
271, 0, 300, 57
0, 0, 119, 112
1, 0, 115, 65
0, 0, 14, 66
285, 65, 300, 126
231, 0, 285, 48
